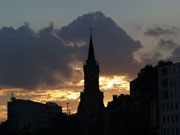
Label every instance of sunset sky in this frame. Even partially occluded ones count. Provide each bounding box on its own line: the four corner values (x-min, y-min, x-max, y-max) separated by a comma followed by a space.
0, 0, 180, 122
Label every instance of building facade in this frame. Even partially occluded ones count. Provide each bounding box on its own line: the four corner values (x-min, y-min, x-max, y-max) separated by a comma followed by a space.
8, 96, 62, 132
158, 61, 180, 135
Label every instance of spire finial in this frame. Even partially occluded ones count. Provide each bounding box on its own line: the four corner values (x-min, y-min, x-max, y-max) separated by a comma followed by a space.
90, 28, 92, 33
90, 28, 93, 39
87, 29, 96, 61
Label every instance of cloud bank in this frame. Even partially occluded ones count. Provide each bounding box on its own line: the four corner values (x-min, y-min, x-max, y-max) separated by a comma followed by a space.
134, 26, 180, 63
0, 11, 142, 89
144, 26, 179, 37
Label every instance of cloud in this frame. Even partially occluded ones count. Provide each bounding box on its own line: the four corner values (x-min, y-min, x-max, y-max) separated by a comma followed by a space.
0, 74, 129, 116
172, 45, 180, 59
134, 39, 178, 63
48, 18, 55, 26
158, 39, 178, 49
144, 26, 179, 37
0, 23, 79, 89
0, 11, 142, 90
135, 26, 180, 63
0, 105, 7, 122
59, 11, 142, 77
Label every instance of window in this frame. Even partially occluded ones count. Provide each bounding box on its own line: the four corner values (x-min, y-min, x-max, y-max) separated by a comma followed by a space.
162, 68, 168, 76
171, 103, 174, 110
170, 79, 173, 87
163, 129, 166, 135
174, 79, 177, 87
176, 115, 178, 123
162, 79, 168, 88
171, 115, 174, 123
170, 91, 173, 98
162, 91, 168, 100
172, 128, 174, 135
163, 104, 166, 111
163, 116, 166, 124
167, 116, 170, 123
175, 103, 178, 110
176, 128, 179, 135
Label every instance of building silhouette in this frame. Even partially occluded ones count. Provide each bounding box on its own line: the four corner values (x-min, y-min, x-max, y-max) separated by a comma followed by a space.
77, 32, 104, 134
7, 96, 62, 133
107, 94, 131, 111
158, 61, 179, 135
101, 94, 131, 135
130, 65, 159, 135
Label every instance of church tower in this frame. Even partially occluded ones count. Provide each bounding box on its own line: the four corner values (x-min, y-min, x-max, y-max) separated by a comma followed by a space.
78, 31, 104, 126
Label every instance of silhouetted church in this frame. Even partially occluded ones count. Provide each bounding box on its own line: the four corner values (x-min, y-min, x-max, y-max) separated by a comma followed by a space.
77, 32, 104, 134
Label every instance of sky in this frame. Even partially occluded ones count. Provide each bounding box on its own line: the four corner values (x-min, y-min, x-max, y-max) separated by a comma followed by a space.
0, 0, 180, 122
1, 0, 180, 29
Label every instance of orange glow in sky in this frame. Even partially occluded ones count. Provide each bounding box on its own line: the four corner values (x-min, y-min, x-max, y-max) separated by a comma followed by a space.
0, 75, 130, 122
100, 76, 129, 91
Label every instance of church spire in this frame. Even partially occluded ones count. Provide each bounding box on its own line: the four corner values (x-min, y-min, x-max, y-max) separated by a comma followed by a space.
87, 29, 96, 61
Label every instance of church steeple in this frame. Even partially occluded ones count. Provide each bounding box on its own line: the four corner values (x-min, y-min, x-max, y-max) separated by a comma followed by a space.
78, 31, 104, 133
87, 30, 96, 61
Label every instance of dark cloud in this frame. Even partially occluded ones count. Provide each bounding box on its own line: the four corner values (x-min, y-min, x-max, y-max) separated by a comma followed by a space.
59, 11, 142, 77
172, 46, 180, 59
0, 11, 142, 89
144, 26, 179, 37
135, 39, 178, 64
135, 25, 180, 64
158, 39, 178, 49
0, 23, 78, 89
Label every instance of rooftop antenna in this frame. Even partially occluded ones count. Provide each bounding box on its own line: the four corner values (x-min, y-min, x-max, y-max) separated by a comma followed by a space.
11, 92, 13, 98
66, 102, 69, 115
11, 92, 16, 101
69, 109, 71, 115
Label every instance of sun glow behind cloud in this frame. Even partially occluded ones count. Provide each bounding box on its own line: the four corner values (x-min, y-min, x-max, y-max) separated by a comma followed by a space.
0, 105, 7, 122
0, 75, 130, 122
100, 76, 129, 91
